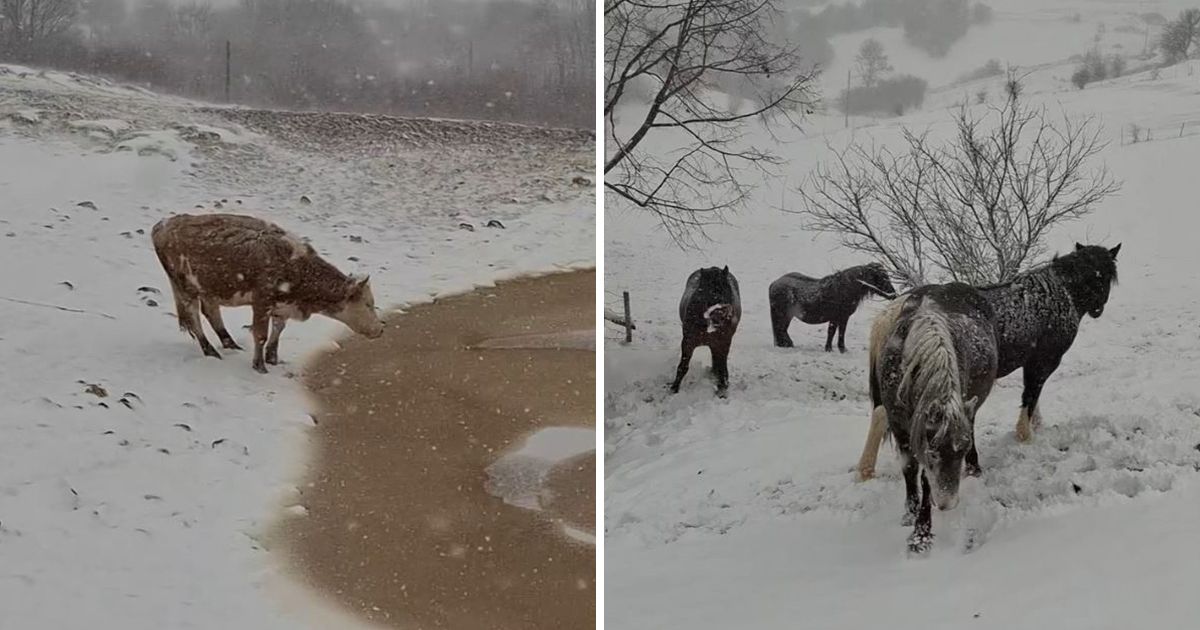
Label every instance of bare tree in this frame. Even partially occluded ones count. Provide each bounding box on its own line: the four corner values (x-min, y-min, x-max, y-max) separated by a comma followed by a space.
855, 38, 891, 88
605, 0, 819, 243
0, 0, 78, 50
798, 87, 1120, 286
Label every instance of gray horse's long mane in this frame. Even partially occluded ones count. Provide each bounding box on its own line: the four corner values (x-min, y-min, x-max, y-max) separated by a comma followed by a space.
897, 304, 970, 456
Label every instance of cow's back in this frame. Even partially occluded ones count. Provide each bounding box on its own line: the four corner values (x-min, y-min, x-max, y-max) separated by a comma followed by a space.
152, 213, 310, 300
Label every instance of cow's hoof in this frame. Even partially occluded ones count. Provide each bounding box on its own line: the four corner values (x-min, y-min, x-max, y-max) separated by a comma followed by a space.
252, 362, 268, 374
266, 356, 279, 366
857, 466, 875, 481
222, 339, 243, 351
965, 463, 983, 477
824, 346, 832, 353
901, 511, 916, 526
202, 346, 222, 359
775, 340, 793, 348
839, 347, 847, 354
715, 388, 728, 399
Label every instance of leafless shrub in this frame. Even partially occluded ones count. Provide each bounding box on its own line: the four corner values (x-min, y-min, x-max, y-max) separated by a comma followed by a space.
797, 86, 1120, 286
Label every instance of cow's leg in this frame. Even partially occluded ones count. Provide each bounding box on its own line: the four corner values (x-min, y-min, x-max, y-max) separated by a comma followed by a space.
180, 294, 221, 359
711, 337, 732, 398
669, 337, 697, 393
836, 315, 849, 353
825, 322, 836, 352
265, 316, 287, 365
200, 300, 242, 350
250, 300, 271, 374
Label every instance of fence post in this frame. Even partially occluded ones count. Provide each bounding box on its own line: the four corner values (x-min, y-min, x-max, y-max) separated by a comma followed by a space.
623, 291, 632, 343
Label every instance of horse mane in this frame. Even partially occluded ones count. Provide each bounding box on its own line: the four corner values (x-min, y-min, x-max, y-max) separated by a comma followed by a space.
897, 304, 970, 456
835, 264, 882, 306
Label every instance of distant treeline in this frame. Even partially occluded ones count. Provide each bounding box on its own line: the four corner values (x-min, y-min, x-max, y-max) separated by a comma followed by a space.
775, 0, 994, 70
0, 0, 594, 129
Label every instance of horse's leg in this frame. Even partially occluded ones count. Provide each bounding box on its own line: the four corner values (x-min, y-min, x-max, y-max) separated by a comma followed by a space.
907, 471, 935, 555
669, 336, 697, 394
770, 298, 793, 348
901, 451, 919, 526
857, 405, 888, 481
857, 355, 888, 480
965, 417, 982, 477
836, 315, 849, 353
1015, 354, 1063, 442
711, 337, 732, 398
825, 322, 836, 352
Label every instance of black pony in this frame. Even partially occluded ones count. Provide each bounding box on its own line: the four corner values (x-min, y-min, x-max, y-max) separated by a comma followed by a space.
876, 282, 997, 554
978, 243, 1121, 444
856, 243, 1122, 480
769, 263, 896, 352
670, 266, 742, 397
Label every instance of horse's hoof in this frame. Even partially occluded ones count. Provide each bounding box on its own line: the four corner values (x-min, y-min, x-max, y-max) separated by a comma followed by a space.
907, 530, 934, 556
715, 388, 728, 399
668, 385, 680, 394
221, 339, 243, 351
857, 467, 875, 481
202, 347, 222, 359
901, 512, 916, 526
775, 340, 793, 348
1015, 424, 1032, 443
838, 347, 847, 354
965, 463, 982, 477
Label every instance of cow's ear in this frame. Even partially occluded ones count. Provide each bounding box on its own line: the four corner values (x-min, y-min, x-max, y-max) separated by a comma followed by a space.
722, 265, 729, 275
357, 274, 370, 287
1110, 243, 1121, 259
1075, 242, 1084, 251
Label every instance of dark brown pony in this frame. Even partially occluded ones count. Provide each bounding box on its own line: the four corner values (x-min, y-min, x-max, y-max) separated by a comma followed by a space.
670, 266, 742, 398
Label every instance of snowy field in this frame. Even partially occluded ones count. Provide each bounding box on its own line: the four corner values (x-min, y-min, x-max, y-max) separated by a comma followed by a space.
605, 2, 1200, 627
0, 66, 593, 628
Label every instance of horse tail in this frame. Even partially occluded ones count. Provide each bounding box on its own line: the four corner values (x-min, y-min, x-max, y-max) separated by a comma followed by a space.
768, 283, 792, 347
865, 294, 907, 456
897, 303, 967, 454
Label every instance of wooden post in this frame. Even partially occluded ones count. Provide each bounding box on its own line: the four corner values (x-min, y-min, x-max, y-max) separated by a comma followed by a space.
225, 40, 231, 102
622, 291, 632, 343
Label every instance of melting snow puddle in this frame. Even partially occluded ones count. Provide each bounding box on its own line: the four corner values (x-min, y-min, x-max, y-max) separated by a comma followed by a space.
485, 426, 596, 544
472, 329, 594, 350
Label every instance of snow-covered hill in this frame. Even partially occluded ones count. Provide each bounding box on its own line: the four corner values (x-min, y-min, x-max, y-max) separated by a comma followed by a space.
605, 6, 1200, 628
0, 65, 593, 628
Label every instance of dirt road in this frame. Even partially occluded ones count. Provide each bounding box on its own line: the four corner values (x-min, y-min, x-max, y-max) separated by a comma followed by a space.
277, 270, 595, 630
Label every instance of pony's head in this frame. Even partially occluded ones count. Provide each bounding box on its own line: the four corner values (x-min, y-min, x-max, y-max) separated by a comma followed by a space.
918, 396, 978, 511
1055, 243, 1121, 318
694, 266, 736, 330
858, 262, 898, 300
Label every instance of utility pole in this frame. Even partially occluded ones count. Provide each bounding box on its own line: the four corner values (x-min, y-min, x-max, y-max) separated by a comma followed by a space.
844, 69, 851, 129
225, 40, 232, 102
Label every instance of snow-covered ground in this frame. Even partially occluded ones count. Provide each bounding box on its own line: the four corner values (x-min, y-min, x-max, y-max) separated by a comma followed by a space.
0, 65, 593, 628
605, 4, 1200, 627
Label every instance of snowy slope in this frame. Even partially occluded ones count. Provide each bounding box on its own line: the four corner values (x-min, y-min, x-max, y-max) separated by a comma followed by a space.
605, 24, 1200, 630
0, 66, 593, 628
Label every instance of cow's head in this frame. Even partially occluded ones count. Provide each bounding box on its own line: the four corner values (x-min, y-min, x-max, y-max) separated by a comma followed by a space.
330, 275, 384, 338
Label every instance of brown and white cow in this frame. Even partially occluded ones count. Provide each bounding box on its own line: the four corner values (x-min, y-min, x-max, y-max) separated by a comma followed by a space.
151, 213, 384, 373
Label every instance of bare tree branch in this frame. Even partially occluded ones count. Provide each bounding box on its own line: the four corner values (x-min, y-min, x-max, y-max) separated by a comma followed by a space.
605, 0, 820, 243
797, 82, 1120, 287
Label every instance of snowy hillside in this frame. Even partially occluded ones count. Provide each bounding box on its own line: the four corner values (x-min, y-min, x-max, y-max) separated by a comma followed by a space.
605, 6, 1200, 628
0, 65, 593, 628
